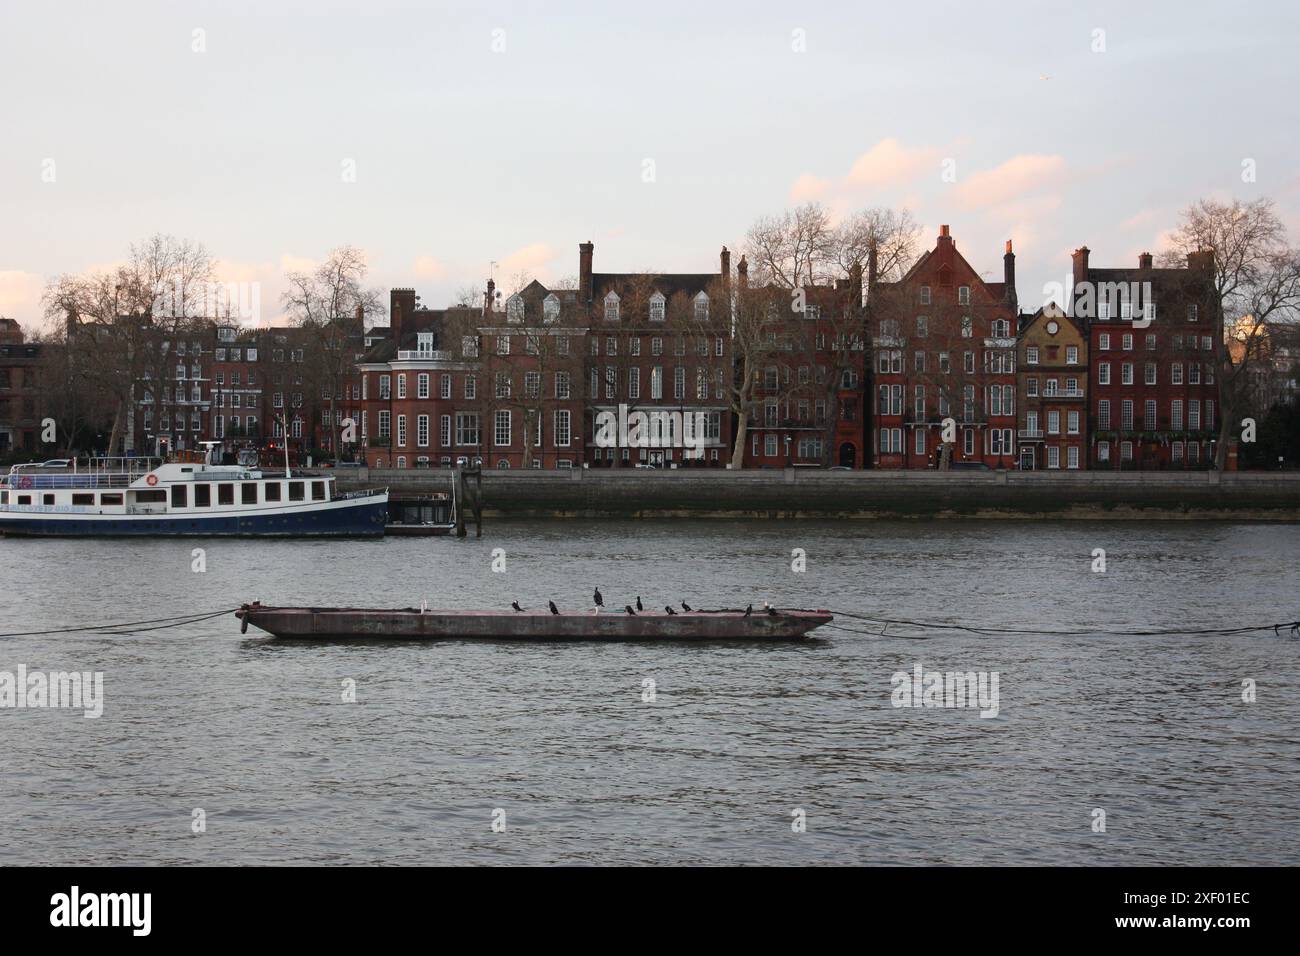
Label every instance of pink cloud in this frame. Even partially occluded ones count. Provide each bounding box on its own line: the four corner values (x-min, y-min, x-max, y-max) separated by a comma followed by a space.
788, 138, 942, 203
953, 154, 1066, 211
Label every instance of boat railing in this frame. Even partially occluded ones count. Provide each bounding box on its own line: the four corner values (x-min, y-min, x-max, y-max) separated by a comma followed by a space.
335, 487, 388, 501
3, 473, 136, 490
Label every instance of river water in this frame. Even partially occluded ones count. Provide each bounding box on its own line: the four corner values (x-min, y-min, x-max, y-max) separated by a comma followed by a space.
1, 519, 1297, 866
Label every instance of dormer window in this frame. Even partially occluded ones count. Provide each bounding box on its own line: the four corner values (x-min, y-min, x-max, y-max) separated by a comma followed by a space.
958, 286, 970, 305
506, 295, 524, 323
649, 291, 666, 322
694, 292, 709, 321
920, 286, 931, 305
417, 332, 435, 356
543, 294, 561, 323
604, 291, 620, 322
992, 318, 1010, 338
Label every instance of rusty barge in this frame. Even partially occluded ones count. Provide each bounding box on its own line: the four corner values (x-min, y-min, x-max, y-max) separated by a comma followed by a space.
235, 603, 832, 641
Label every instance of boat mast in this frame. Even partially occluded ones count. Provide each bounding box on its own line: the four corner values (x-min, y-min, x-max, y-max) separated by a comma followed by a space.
277, 413, 291, 477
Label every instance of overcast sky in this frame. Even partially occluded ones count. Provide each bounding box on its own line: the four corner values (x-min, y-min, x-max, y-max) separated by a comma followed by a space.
2, 0, 1297, 331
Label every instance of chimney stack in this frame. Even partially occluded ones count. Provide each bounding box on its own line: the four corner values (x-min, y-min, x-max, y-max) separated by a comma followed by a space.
485, 278, 496, 315
867, 241, 879, 288
737, 255, 748, 289
849, 260, 863, 308
390, 288, 416, 345
1071, 246, 1091, 291
1187, 249, 1214, 272
579, 241, 594, 304
1139, 252, 1153, 270
1003, 239, 1017, 312
355, 303, 364, 326
720, 245, 731, 280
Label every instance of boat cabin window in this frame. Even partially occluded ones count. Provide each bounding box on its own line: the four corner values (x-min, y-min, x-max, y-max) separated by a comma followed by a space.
288, 481, 304, 501
43, 493, 55, 506
17, 494, 31, 505
194, 483, 211, 507
72, 493, 94, 506
241, 483, 258, 505
100, 493, 123, 506
264, 482, 282, 502
218, 483, 234, 506
172, 485, 188, 508
0, 491, 6, 505
312, 481, 326, 501
137, 490, 167, 503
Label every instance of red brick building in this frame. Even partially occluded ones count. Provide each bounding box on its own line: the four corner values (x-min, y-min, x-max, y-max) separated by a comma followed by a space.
358, 289, 483, 469
740, 262, 868, 468
580, 242, 733, 467
869, 227, 1019, 468
1073, 248, 1222, 469
0, 318, 43, 455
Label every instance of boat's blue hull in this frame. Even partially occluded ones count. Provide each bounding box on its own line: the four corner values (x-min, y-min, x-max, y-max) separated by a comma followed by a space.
0, 498, 388, 537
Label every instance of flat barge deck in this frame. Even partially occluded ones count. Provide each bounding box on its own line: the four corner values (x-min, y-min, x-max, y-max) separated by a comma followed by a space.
236, 603, 832, 641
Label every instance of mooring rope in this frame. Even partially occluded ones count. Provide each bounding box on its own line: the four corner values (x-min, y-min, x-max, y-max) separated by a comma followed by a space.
0, 607, 238, 639
825, 608, 1300, 638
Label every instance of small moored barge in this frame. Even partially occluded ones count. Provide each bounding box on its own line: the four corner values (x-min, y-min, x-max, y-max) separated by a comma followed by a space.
236, 603, 833, 641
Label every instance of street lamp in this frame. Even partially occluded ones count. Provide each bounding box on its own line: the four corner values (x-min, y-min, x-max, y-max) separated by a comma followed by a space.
783, 434, 791, 465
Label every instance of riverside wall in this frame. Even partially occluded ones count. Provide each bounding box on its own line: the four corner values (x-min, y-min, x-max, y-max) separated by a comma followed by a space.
334, 469, 1300, 520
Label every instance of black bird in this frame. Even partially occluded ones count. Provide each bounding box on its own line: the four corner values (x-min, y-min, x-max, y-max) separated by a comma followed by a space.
511, 601, 523, 612
744, 604, 753, 617
664, 606, 677, 615
548, 600, 559, 615
635, 596, 643, 612
624, 604, 636, 615
767, 605, 778, 617
681, 601, 692, 612
593, 587, 604, 609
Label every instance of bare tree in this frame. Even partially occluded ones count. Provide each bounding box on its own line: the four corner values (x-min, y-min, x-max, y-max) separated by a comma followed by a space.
282, 246, 387, 460
745, 202, 837, 288
1159, 198, 1300, 468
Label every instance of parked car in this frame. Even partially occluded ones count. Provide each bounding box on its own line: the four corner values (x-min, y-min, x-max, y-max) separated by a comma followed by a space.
334, 461, 364, 469
950, 460, 992, 471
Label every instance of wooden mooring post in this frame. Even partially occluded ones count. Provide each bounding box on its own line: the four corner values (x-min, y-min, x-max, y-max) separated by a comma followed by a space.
456, 466, 483, 537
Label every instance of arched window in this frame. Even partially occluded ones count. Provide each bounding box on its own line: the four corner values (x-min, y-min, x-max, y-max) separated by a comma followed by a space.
649, 291, 666, 321
543, 294, 560, 322
604, 291, 620, 321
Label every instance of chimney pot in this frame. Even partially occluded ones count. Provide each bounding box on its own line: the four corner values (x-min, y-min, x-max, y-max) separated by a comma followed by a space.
1139, 252, 1153, 270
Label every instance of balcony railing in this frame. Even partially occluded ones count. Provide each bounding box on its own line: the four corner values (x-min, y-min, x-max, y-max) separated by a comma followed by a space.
1018, 429, 1044, 439
396, 349, 451, 362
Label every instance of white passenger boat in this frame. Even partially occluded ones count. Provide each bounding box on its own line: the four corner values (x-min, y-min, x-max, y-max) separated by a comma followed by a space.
0, 447, 387, 537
